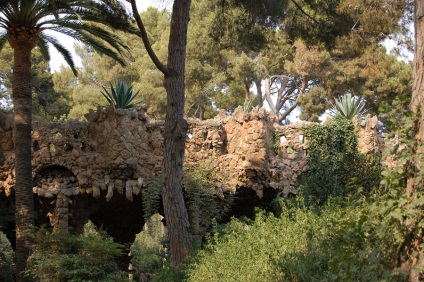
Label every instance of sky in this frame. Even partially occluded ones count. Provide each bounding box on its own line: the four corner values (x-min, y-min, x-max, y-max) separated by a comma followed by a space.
49, 0, 173, 72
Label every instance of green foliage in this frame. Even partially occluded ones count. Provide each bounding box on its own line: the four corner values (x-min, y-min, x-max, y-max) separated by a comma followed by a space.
49, 1, 411, 121
378, 92, 411, 133
101, 80, 141, 109
183, 160, 234, 236
329, 93, 367, 120
298, 116, 381, 204
0, 231, 15, 282
131, 214, 167, 280
369, 109, 424, 272
150, 262, 189, 282
276, 199, 406, 281
26, 227, 126, 281
186, 199, 403, 282
143, 178, 164, 220
49, 8, 168, 119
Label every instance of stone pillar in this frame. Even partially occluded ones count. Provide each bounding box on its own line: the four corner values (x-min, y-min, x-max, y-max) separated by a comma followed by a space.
54, 193, 69, 231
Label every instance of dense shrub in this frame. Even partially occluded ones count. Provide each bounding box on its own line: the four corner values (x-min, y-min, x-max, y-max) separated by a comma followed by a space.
131, 214, 167, 280
185, 199, 405, 282
26, 226, 127, 281
0, 231, 15, 281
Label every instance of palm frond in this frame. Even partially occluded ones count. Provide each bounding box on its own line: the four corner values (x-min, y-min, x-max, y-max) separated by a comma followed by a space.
76, 31, 127, 66
1, 0, 135, 75
51, 21, 129, 52
42, 34, 77, 76
37, 36, 51, 61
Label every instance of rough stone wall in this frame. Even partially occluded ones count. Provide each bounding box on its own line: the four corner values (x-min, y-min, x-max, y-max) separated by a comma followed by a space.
185, 107, 274, 198
354, 115, 384, 154
271, 121, 311, 195
0, 106, 383, 237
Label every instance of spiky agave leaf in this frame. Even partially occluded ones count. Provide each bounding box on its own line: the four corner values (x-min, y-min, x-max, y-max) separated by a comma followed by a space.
329, 93, 367, 120
101, 80, 141, 109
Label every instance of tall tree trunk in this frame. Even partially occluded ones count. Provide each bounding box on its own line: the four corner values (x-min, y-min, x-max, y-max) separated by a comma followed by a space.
404, 1, 424, 280
411, 0, 424, 147
9, 37, 36, 281
162, 0, 192, 263
409, 0, 424, 195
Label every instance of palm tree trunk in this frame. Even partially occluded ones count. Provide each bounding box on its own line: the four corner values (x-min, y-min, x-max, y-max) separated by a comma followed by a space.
11, 41, 35, 282
162, 0, 192, 263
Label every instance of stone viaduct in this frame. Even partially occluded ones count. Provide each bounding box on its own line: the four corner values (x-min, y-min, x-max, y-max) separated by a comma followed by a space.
0, 106, 381, 245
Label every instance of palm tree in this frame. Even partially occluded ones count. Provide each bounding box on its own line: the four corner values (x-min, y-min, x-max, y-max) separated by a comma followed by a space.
0, 1, 136, 280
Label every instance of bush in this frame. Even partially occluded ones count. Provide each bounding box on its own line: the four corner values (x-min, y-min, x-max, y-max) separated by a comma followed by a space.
26, 226, 126, 281
185, 198, 404, 282
131, 214, 167, 280
0, 231, 14, 281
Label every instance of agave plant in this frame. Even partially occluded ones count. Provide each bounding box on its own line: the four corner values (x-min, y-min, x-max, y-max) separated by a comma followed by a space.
101, 80, 141, 109
329, 93, 367, 120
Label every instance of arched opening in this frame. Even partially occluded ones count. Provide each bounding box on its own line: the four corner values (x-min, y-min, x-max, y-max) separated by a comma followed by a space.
33, 165, 78, 231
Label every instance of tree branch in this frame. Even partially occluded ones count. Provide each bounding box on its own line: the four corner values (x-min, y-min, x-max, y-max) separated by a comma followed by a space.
129, 0, 170, 76
290, 0, 320, 25
264, 77, 278, 113
279, 100, 299, 122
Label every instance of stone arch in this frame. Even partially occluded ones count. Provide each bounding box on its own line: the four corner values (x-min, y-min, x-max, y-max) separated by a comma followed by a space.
33, 165, 79, 231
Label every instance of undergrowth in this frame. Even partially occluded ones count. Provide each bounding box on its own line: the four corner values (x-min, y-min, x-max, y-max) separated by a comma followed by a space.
150, 113, 424, 281
0, 231, 14, 281
25, 225, 127, 281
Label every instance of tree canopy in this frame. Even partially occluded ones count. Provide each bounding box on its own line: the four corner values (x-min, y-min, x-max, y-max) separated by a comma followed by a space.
51, 0, 412, 124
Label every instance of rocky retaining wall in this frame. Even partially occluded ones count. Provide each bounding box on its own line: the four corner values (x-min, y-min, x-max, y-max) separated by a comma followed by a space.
0, 106, 382, 239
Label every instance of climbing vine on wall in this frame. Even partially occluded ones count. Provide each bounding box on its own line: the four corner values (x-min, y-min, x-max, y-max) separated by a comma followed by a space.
298, 115, 381, 205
